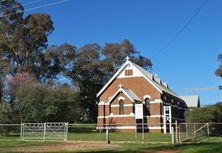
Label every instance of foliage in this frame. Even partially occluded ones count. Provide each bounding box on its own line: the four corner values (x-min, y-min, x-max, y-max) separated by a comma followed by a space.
0, 1, 153, 123
0, 72, 80, 123
0, 0, 54, 80
43, 85, 81, 122
45, 40, 152, 122
215, 54, 222, 89
0, 61, 11, 100
14, 81, 80, 123
0, 102, 13, 124
185, 102, 222, 122
102, 39, 152, 70
7, 72, 38, 94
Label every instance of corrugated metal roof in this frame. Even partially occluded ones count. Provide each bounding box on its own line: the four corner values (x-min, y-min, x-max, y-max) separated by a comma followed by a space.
107, 86, 142, 103
97, 57, 183, 100
179, 95, 200, 108
121, 87, 141, 101
131, 61, 178, 97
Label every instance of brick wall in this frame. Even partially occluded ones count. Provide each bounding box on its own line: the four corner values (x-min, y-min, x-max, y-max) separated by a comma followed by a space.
97, 76, 186, 132
99, 77, 161, 102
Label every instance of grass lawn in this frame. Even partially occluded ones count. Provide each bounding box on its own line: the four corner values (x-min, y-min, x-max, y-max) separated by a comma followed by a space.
68, 125, 172, 142
1, 125, 222, 152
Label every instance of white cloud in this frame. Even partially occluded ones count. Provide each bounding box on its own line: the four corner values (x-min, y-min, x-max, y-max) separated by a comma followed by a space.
187, 87, 217, 92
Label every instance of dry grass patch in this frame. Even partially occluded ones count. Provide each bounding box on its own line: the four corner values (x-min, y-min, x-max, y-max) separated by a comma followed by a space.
4, 141, 119, 153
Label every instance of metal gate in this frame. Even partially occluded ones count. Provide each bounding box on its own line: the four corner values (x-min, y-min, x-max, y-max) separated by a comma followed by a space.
21, 123, 45, 141
45, 122, 68, 141
21, 122, 68, 142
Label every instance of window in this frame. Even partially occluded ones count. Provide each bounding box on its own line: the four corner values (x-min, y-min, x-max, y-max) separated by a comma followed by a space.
145, 98, 150, 115
119, 99, 124, 115
125, 69, 133, 76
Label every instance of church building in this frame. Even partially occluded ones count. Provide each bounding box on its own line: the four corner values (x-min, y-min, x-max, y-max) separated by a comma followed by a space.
97, 57, 196, 133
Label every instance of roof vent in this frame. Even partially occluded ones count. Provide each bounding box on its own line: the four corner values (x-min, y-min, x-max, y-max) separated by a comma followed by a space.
162, 81, 168, 88
147, 72, 153, 79
154, 75, 161, 84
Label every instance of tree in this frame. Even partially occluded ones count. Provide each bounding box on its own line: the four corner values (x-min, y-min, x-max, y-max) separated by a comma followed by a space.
0, 0, 54, 80
102, 39, 152, 70
65, 43, 112, 122
6, 72, 39, 122
44, 85, 80, 122
185, 102, 222, 123
6, 72, 80, 123
49, 40, 152, 122
0, 60, 11, 102
215, 54, 222, 89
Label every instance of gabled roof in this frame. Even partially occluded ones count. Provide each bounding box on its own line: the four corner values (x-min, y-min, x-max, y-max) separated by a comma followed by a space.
179, 95, 200, 108
108, 85, 142, 103
97, 57, 179, 98
132, 62, 178, 97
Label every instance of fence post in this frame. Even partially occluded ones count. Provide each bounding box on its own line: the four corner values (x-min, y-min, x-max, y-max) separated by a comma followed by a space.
194, 124, 196, 137
142, 119, 144, 141
43, 123, 46, 142
99, 126, 102, 141
207, 123, 210, 142
20, 123, 23, 141
64, 122, 68, 141
175, 121, 178, 143
135, 120, 137, 141
171, 127, 175, 144
106, 128, 110, 144
186, 123, 188, 139
22, 123, 24, 141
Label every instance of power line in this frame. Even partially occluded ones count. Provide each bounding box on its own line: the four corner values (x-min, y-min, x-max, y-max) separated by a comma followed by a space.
20, 0, 43, 6
18, 0, 43, 6
151, 0, 208, 59
0, 0, 68, 18
0, 0, 43, 12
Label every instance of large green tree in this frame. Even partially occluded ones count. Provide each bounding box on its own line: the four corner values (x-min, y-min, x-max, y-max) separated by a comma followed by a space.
0, 0, 54, 80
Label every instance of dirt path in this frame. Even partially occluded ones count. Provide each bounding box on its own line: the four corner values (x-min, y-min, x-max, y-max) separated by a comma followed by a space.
5, 141, 119, 153
3, 141, 177, 153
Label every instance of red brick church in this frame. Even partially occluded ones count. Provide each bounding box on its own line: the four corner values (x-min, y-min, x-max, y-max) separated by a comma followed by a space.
97, 57, 199, 133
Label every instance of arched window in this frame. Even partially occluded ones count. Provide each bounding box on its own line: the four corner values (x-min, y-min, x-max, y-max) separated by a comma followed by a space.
145, 98, 150, 115
119, 99, 124, 115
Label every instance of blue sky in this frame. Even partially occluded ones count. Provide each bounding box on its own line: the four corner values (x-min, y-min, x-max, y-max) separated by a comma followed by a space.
20, 0, 222, 105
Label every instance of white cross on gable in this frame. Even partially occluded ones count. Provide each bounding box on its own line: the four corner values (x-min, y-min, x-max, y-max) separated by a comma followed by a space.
125, 56, 130, 61
118, 84, 123, 88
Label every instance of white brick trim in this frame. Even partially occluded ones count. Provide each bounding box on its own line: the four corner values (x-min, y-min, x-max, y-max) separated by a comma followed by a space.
150, 99, 163, 104
143, 95, 151, 100
97, 116, 109, 119
109, 113, 135, 117
98, 114, 164, 119
146, 115, 164, 118
98, 101, 105, 105
118, 96, 125, 101
111, 104, 133, 107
